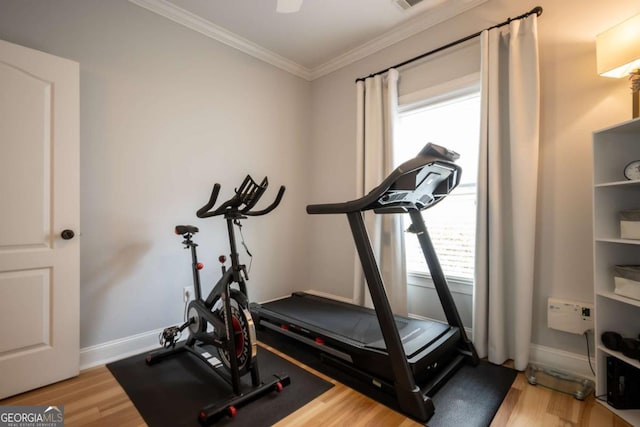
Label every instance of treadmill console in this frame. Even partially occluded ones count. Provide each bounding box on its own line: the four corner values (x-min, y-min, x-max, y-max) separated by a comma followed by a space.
372, 143, 461, 213
306, 142, 461, 215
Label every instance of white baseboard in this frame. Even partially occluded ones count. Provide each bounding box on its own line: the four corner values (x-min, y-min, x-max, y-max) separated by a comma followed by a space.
80, 327, 165, 370
302, 289, 354, 304
80, 293, 595, 385
528, 343, 595, 381
79, 289, 345, 370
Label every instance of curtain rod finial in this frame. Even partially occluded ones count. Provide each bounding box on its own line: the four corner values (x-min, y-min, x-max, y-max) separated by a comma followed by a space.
532, 6, 543, 17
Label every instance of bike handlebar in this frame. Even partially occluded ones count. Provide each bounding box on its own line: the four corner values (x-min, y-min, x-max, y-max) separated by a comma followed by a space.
196, 184, 222, 218
196, 175, 285, 218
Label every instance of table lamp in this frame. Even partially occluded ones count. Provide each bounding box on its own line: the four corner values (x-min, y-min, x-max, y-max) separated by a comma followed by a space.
596, 13, 640, 118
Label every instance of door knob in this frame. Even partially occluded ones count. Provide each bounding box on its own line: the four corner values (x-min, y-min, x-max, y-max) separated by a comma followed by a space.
61, 229, 75, 240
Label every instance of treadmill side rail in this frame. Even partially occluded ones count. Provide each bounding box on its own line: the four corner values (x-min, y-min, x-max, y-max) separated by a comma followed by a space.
347, 211, 433, 421
408, 209, 479, 365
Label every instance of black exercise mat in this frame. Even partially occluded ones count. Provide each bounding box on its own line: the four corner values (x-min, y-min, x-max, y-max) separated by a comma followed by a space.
258, 328, 517, 427
107, 345, 333, 427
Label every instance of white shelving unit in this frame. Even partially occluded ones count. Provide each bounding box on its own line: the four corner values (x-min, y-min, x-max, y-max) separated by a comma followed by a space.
593, 118, 640, 425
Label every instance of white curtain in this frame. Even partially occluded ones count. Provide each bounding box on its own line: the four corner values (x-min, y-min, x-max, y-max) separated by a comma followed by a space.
354, 69, 408, 315
473, 15, 540, 371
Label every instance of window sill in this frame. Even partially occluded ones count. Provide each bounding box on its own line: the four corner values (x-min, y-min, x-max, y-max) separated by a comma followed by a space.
407, 272, 473, 296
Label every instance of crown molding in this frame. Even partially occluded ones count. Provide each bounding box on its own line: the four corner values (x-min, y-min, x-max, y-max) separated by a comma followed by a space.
310, 0, 488, 80
129, 0, 487, 82
128, 0, 313, 80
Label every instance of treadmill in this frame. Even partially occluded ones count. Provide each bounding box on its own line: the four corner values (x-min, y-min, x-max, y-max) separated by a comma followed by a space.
251, 143, 479, 422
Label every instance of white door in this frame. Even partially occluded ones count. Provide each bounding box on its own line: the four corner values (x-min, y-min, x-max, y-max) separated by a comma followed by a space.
0, 39, 80, 399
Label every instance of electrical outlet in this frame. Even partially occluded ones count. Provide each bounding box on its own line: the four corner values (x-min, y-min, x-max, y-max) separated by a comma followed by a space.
183, 286, 194, 302
547, 297, 594, 334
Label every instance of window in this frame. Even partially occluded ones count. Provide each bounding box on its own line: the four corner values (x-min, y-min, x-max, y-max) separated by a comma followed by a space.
396, 77, 480, 289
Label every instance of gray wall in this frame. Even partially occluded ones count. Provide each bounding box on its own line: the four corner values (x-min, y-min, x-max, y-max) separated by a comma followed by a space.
0, 0, 311, 348
2, 0, 640, 361
306, 0, 640, 357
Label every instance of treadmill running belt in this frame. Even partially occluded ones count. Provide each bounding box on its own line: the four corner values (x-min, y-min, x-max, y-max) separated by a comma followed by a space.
263, 296, 396, 345
260, 294, 452, 357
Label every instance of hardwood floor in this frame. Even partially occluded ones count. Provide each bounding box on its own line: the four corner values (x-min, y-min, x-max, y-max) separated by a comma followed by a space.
0, 343, 632, 427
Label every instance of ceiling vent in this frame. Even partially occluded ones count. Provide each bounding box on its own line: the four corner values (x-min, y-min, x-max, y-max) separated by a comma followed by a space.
394, 0, 424, 10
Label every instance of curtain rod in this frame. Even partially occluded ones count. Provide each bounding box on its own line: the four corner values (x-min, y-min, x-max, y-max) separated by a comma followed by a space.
355, 5, 543, 83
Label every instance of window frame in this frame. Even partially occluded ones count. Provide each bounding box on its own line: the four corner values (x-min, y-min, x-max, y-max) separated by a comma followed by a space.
397, 72, 481, 297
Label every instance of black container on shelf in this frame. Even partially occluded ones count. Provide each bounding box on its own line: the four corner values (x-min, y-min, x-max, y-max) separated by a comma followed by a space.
607, 356, 640, 409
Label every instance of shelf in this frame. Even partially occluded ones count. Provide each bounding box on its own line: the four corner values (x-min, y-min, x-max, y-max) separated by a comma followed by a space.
597, 345, 640, 370
593, 119, 640, 426
594, 117, 640, 134
596, 290, 640, 308
593, 187, 640, 237
595, 401, 640, 426
595, 180, 640, 188
595, 238, 640, 245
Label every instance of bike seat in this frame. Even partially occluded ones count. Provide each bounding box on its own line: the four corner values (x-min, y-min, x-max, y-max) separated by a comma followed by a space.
175, 225, 199, 235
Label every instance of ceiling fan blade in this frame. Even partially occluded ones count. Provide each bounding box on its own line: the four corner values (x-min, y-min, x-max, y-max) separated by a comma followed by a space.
276, 0, 303, 13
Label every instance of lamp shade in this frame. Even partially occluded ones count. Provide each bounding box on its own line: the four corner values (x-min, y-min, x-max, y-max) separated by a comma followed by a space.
596, 13, 640, 78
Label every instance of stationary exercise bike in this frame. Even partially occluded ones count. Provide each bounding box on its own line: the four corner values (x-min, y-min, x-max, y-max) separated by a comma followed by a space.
146, 175, 289, 425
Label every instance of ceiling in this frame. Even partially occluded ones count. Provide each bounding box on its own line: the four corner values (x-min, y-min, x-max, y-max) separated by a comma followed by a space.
129, 0, 487, 80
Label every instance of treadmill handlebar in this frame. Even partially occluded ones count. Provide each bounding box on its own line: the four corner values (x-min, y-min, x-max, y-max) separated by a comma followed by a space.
306, 143, 461, 215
